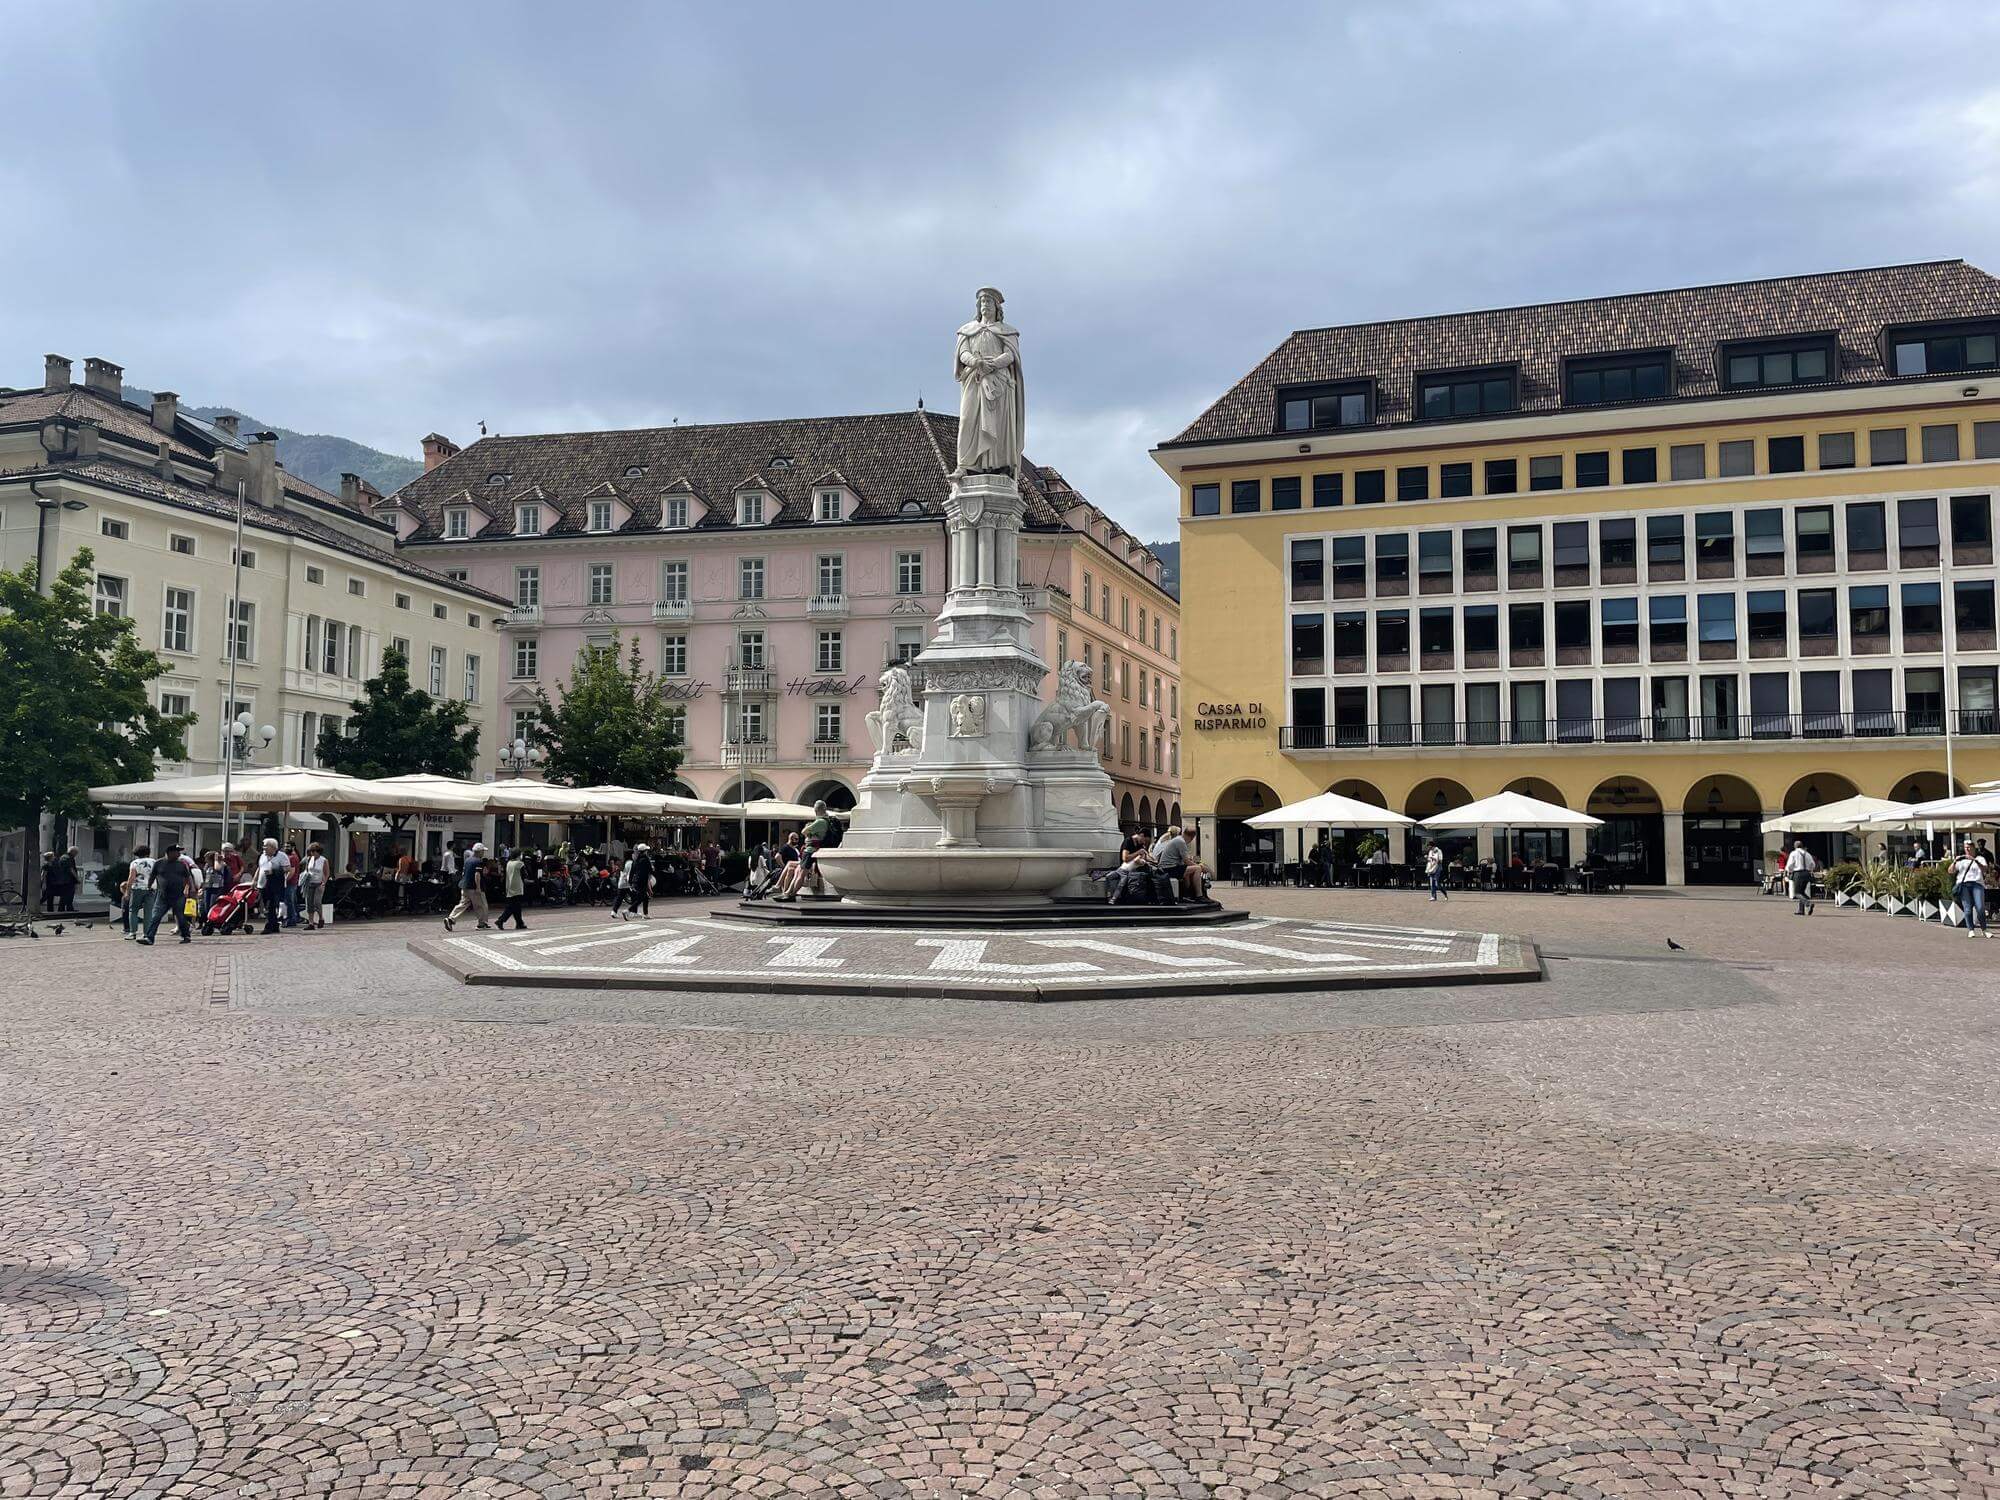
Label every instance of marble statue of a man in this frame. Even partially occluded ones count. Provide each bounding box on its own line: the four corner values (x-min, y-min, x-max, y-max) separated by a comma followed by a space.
954, 287, 1025, 477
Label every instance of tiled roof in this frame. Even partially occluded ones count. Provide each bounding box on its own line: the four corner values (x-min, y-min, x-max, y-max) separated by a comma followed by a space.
0, 386, 219, 465
0, 454, 510, 606
389, 409, 1080, 540
1169, 259, 2000, 445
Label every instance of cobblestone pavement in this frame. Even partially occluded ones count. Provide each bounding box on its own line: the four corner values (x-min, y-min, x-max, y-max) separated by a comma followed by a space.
426, 914, 1532, 999
2, 889, 1997, 1497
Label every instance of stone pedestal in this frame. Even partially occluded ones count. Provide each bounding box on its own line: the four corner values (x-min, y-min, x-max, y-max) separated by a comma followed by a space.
821, 471, 1122, 904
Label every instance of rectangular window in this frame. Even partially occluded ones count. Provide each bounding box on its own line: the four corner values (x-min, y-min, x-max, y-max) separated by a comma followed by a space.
428, 646, 446, 696
1230, 478, 1261, 514
1311, 472, 1342, 508
894, 626, 922, 664
1698, 593, 1737, 644
1396, 465, 1430, 502
395, 592, 411, 611
1465, 682, 1502, 743
1670, 443, 1706, 481
1375, 533, 1409, 587
1796, 588, 1838, 641
513, 636, 538, 679
391, 635, 410, 665
1819, 431, 1855, 469
1769, 435, 1805, 473
1695, 512, 1734, 567
896, 551, 924, 594
1271, 475, 1301, 511
1439, 462, 1473, 498
322, 620, 343, 676
1575, 451, 1610, 488
1902, 581, 1943, 635
445, 509, 468, 538
737, 630, 766, 670
664, 495, 691, 528
434, 602, 448, 619
1290, 613, 1325, 674
1417, 367, 1517, 419
515, 504, 541, 535
1978, 422, 2000, 460
227, 599, 255, 661
1745, 509, 1784, 559
1962, 667, 1999, 733
815, 702, 843, 743
100, 516, 129, 540
1510, 680, 1547, 743
1646, 514, 1685, 566
1191, 483, 1220, 516
1418, 530, 1453, 582
1592, 596, 1640, 648
589, 499, 614, 532
1528, 455, 1563, 491
1643, 595, 1681, 650
1565, 350, 1672, 406
661, 559, 688, 602
1419, 607, 1453, 660
1290, 539, 1324, 601
1846, 502, 1887, 557
1721, 336, 1834, 389
1795, 507, 1834, 558
1474, 459, 1517, 498
94, 575, 127, 617
588, 563, 614, 605
737, 492, 766, 525
815, 490, 843, 522
1953, 493, 1993, 549
1870, 427, 1908, 465
1604, 677, 1643, 740
816, 553, 845, 598
515, 565, 540, 606
1354, 469, 1386, 504
1507, 525, 1542, 568
1906, 667, 1946, 732
306, 565, 324, 585
1849, 585, 1891, 641
1898, 497, 1940, 552
1375, 609, 1409, 661
168, 534, 195, 556
1718, 439, 1755, 477
1747, 590, 1786, 642
1552, 521, 1589, 571
1331, 611, 1366, 661
816, 630, 844, 673
739, 557, 765, 599
1554, 598, 1591, 650
661, 633, 687, 675
1462, 527, 1497, 576
1622, 447, 1658, 485
1080, 572, 1092, 613
1556, 679, 1594, 741
1331, 536, 1366, 590
1508, 601, 1544, 651
1276, 381, 1371, 432
1598, 518, 1636, 571
161, 587, 192, 653
1923, 423, 1961, 463
1464, 604, 1499, 654
1891, 323, 2000, 376
738, 702, 765, 743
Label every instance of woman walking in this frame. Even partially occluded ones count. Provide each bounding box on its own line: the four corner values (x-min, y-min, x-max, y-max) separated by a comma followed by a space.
1950, 839, 1991, 938
299, 842, 329, 930
1425, 841, 1448, 902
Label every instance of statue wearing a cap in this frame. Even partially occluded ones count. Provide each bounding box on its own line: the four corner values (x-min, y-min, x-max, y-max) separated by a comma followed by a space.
953, 287, 1024, 478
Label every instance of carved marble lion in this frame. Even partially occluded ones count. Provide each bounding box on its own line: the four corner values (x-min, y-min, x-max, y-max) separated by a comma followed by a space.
1028, 660, 1110, 753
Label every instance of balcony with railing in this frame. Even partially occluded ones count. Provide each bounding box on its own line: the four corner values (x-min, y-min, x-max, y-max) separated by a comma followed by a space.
810, 740, 847, 765
1279, 709, 1997, 753
725, 665, 776, 694
501, 603, 542, 629
651, 597, 693, 624
720, 738, 773, 766
807, 593, 849, 619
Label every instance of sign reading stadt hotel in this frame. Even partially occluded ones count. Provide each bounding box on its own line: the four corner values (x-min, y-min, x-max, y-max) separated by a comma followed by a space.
1194, 700, 1267, 732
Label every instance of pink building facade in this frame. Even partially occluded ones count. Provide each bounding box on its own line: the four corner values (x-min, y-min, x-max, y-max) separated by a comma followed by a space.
381, 410, 1178, 831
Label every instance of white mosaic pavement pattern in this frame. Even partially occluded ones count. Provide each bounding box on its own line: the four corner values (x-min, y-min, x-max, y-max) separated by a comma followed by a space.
441, 914, 1514, 993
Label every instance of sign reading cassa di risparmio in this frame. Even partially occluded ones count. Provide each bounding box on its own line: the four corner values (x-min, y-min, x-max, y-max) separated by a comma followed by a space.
1193, 700, 1267, 732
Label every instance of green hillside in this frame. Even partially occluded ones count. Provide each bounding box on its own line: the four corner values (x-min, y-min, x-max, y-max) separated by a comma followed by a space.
125, 385, 422, 497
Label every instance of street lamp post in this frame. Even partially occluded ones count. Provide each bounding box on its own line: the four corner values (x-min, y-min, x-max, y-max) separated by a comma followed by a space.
224, 710, 274, 847
498, 736, 545, 850
221, 480, 252, 846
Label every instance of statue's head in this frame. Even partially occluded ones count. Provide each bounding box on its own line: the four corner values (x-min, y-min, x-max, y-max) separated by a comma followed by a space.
975, 287, 1003, 321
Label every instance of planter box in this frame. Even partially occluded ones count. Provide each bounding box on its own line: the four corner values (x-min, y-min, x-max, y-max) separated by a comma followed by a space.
1834, 890, 1854, 906
1854, 893, 1877, 910
1947, 901, 1966, 927
1882, 896, 1906, 916
1919, 900, 1941, 922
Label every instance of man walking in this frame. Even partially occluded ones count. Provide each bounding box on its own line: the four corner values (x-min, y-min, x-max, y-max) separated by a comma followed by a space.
444, 843, 490, 931
626, 843, 654, 919
1783, 839, 1819, 916
1425, 841, 1448, 902
122, 844, 155, 939
256, 838, 289, 935
141, 842, 194, 945
496, 847, 529, 930
1950, 838, 1991, 938
53, 846, 79, 913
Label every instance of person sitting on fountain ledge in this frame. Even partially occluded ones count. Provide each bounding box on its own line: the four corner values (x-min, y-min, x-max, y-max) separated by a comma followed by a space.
1151, 825, 1205, 902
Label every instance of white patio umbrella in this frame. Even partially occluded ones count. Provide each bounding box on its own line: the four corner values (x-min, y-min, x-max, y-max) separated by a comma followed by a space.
1248, 790, 1415, 872
90, 765, 409, 813
366, 773, 497, 814
1423, 790, 1603, 831
737, 798, 852, 822
1761, 794, 1914, 836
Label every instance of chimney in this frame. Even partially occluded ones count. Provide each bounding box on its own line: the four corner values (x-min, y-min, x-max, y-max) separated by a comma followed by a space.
212, 413, 240, 441
421, 432, 460, 471
339, 472, 361, 508
150, 390, 179, 433
77, 420, 100, 459
44, 354, 72, 390
82, 358, 122, 400
248, 431, 280, 507
156, 441, 174, 481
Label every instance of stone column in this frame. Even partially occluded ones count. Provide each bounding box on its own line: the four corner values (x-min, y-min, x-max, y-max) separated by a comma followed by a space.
976, 525, 995, 589
1664, 814, 1687, 887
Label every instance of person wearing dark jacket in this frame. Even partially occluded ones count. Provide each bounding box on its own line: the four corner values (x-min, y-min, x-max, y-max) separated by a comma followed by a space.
143, 843, 194, 944
53, 847, 79, 912
626, 844, 655, 918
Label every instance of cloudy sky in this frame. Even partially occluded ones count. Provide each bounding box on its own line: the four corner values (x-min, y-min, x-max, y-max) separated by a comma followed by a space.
5, 2, 1998, 539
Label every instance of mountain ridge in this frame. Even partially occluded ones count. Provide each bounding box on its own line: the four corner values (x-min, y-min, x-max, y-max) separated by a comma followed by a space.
124, 383, 423, 498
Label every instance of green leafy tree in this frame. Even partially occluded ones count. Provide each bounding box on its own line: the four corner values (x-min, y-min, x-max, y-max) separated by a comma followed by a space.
315, 646, 480, 778
530, 637, 684, 789
0, 547, 192, 909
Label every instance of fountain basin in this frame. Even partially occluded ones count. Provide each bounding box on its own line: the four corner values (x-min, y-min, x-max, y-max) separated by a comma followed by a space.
815, 847, 1095, 906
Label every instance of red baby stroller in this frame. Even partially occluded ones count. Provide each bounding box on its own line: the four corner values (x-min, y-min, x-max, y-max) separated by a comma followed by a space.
204, 878, 260, 935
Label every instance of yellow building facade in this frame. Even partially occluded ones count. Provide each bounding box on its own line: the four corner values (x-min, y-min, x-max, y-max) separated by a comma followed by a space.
1155, 262, 2000, 883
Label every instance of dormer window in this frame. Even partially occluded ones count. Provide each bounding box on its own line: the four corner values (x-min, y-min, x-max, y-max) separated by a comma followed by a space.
1719, 334, 1836, 390
445, 508, 469, 539
588, 499, 614, 532
486, 472, 509, 488
515, 504, 541, 535
899, 499, 925, 515
1416, 365, 1517, 420
1275, 380, 1371, 433
1889, 320, 2000, 377
624, 464, 647, 478
1565, 349, 1673, 406
815, 489, 843, 522
663, 495, 690, 529
737, 492, 767, 525
769, 455, 795, 472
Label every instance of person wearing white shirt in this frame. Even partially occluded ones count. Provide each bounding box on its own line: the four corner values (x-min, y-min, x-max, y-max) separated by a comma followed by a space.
255, 838, 289, 935
1950, 839, 1991, 938
1782, 840, 1818, 916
